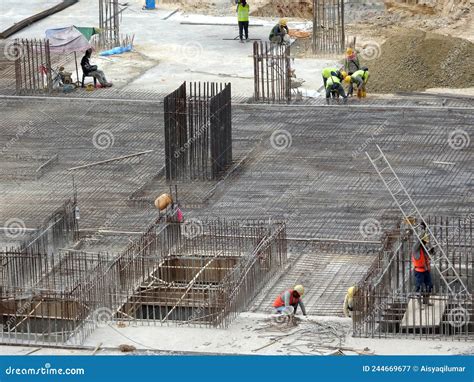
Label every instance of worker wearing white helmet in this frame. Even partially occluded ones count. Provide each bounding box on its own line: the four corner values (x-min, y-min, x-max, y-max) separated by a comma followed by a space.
272, 284, 307, 316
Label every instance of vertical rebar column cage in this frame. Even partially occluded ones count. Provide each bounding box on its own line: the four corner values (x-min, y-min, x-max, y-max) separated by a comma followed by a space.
253, 41, 291, 103
164, 81, 232, 181
99, 0, 120, 48
14, 39, 52, 94
312, 0, 345, 54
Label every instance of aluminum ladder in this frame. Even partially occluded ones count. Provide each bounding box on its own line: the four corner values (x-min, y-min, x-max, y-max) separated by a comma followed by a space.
365, 145, 470, 299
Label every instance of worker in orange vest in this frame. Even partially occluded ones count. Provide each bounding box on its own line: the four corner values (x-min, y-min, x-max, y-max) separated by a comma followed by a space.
273, 285, 307, 316
411, 226, 433, 306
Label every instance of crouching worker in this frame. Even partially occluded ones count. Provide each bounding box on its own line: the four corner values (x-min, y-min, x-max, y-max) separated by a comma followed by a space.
343, 286, 357, 317
345, 67, 369, 98
273, 285, 307, 316
326, 74, 347, 104
81, 48, 112, 87
269, 19, 289, 45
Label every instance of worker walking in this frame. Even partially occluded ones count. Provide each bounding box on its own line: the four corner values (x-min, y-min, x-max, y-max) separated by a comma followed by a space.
412, 226, 433, 306
237, 0, 250, 43
344, 67, 369, 98
269, 19, 289, 45
343, 286, 357, 317
343, 47, 360, 75
273, 285, 307, 316
326, 74, 347, 104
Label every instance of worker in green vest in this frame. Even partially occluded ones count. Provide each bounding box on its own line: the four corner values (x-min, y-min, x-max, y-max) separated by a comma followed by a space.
237, 0, 250, 43
322, 67, 346, 89
326, 74, 347, 105
344, 67, 369, 98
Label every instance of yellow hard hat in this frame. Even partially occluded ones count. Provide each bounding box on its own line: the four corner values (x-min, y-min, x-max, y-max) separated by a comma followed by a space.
294, 285, 304, 296
346, 47, 353, 55
347, 286, 357, 297
344, 75, 352, 83
280, 18, 287, 26
421, 233, 430, 243
341, 71, 347, 78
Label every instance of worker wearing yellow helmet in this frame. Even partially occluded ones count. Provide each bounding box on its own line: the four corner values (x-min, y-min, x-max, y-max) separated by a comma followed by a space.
345, 67, 369, 98
269, 18, 289, 45
273, 284, 307, 316
344, 46, 360, 75
343, 286, 357, 317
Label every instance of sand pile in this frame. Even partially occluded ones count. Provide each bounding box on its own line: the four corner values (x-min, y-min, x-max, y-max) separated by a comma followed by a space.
250, 0, 312, 19
363, 30, 474, 93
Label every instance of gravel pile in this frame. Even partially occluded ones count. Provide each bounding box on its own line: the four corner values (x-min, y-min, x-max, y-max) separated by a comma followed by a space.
363, 29, 474, 93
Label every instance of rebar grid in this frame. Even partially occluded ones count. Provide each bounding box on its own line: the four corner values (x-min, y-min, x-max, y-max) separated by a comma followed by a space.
312, 0, 345, 54
164, 82, 232, 181
1, 218, 287, 346
253, 41, 291, 103
353, 216, 474, 340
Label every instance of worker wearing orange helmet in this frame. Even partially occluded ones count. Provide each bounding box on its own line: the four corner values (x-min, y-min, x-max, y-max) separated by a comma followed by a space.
273, 284, 307, 316
343, 47, 360, 75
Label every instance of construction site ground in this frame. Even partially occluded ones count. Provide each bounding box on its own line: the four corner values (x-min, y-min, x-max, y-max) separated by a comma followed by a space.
1, 313, 473, 356
0, 0, 473, 356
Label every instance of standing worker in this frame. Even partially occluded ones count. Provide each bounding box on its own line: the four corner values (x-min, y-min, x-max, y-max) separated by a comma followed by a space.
237, 0, 250, 43
345, 67, 369, 98
326, 73, 347, 104
273, 285, 307, 316
343, 47, 360, 75
269, 19, 289, 45
412, 226, 433, 306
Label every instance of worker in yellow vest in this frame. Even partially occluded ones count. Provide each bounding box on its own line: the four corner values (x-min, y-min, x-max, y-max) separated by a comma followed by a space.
344, 67, 369, 98
237, 0, 250, 43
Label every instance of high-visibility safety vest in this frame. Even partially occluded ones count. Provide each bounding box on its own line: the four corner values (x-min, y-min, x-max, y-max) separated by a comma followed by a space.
322, 67, 338, 79
352, 69, 369, 82
273, 289, 300, 307
412, 248, 430, 272
326, 76, 341, 89
237, 4, 249, 22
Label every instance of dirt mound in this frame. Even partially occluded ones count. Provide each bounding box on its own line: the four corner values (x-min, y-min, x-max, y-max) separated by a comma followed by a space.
363, 29, 474, 93
250, 0, 312, 19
